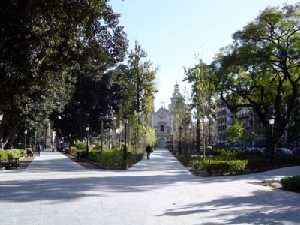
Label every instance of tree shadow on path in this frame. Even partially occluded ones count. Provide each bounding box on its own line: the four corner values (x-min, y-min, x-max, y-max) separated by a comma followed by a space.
158, 190, 300, 225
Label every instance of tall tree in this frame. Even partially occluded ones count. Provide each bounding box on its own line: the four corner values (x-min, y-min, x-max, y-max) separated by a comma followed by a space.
116, 42, 157, 147
52, 72, 122, 141
211, 3, 300, 157
184, 60, 216, 152
0, 0, 127, 147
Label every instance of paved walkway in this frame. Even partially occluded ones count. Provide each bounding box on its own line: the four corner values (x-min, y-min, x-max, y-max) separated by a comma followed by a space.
0, 149, 300, 225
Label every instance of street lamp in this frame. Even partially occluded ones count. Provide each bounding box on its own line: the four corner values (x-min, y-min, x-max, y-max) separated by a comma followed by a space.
85, 126, 90, 155
179, 126, 183, 155
269, 117, 275, 138
24, 129, 28, 150
201, 117, 209, 158
0, 113, 3, 149
123, 116, 129, 169
116, 128, 121, 149
188, 124, 192, 155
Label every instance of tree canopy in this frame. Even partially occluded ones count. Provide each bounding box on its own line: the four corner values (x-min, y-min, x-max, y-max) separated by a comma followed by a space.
211, 3, 300, 154
0, 0, 127, 146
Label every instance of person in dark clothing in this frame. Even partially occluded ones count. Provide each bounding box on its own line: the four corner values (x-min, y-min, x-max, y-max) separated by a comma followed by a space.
146, 145, 153, 160
37, 143, 41, 156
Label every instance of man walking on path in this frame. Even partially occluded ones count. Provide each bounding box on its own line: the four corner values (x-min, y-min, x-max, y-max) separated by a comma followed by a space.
146, 145, 153, 160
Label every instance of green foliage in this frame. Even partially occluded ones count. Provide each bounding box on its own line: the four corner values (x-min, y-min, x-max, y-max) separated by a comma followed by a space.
117, 42, 157, 126
75, 141, 86, 151
143, 126, 156, 146
211, 3, 300, 154
89, 150, 124, 170
0, 150, 8, 161
0, 149, 26, 160
64, 146, 79, 154
52, 74, 123, 140
281, 176, 300, 193
91, 145, 101, 152
209, 148, 240, 160
0, 0, 127, 146
184, 60, 216, 118
192, 159, 248, 175
225, 119, 245, 143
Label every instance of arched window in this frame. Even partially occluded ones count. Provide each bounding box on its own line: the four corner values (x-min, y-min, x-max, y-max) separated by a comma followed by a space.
161, 125, 164, 132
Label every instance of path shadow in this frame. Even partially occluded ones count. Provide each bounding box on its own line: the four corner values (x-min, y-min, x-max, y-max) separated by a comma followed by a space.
158, 190, 300, 224
0, 172, 193, 203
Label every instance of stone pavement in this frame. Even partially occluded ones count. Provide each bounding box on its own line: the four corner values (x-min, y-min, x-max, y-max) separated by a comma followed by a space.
0, 149, 300, 225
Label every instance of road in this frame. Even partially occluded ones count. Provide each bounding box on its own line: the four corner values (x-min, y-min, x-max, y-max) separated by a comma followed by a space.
0, 149, 300, 225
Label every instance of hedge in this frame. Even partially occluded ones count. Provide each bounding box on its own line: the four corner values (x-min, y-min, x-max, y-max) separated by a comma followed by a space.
0, 149, 27, 160
281, 176, 300, 193
88, 150, 123, 169
192, 159, 248, 175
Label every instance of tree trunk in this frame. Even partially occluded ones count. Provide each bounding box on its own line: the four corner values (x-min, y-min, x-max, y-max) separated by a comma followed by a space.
196, 118, 201, 153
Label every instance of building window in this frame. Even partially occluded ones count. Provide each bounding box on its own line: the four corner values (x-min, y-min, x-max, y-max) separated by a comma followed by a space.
161, 125, 164, 132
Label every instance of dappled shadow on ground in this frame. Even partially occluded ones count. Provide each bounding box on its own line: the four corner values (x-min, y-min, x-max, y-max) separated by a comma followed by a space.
0, 171, 192, 203
158, 190, 300, 224
25, 153, 85, 173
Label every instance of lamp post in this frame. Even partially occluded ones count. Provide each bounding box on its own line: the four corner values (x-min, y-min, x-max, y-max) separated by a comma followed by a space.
123, 116, 129, 169
116, 128, 121, 149
100, 119, 104, 152
179, 126, 183, 155
24, 129, 28, 150
269, 117, 275, 138
201, 117, 209, 158
0, 113, 3, 149
188, 124, 192, 155
269, 116, 275, 158
85, 126, 90, 155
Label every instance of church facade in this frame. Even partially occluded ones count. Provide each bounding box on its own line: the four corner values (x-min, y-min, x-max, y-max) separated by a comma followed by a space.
151, 83, 186, 147
151, 106, 173, 147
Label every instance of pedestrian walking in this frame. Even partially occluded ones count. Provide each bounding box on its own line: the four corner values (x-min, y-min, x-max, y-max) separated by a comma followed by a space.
146, 145, 153, 160
37, 143, 41, 156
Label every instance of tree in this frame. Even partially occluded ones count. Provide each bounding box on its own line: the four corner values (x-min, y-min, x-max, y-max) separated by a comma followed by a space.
184, 60, 216, 152
225, 119, 245, 144
0, 0, 127, 147
211, 3, 300, 158
116, 42, 157, 148
52, 72, 122, 142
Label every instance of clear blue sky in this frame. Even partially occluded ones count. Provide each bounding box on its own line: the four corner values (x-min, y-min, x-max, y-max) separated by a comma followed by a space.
110, 0, 297, 110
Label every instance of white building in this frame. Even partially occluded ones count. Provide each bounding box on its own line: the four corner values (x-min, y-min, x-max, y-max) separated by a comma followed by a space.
151, 106, 173, 147
151, 83, 187, 148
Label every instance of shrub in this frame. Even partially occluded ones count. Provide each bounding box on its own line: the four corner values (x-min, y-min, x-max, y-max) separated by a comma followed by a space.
192, 159, 248, 175
177, 154, 192, 166
209, 148, 240, 160
0, 150, 8, 161
91, 145, 101, 152
9, 149, 26, 158
0, 149, 27, 160
89, 150, 123, 169
75, 141, 86, 150
65, 146, 79, 154
281, 176, 300, 193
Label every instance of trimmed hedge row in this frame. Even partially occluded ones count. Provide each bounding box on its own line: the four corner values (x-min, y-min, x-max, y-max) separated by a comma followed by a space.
281, 176, 300, 193
65, 145, 144, 170
192, 159, 248, 175
88, 150, 123, 169
88, 150, 144, 169
0, 149, 27, 160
